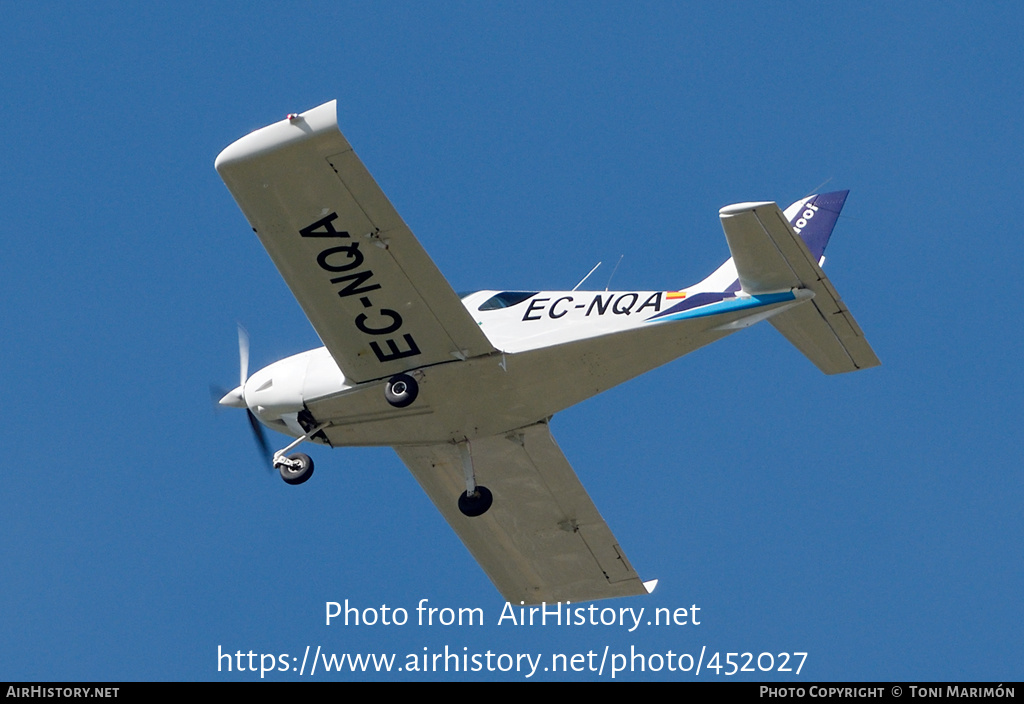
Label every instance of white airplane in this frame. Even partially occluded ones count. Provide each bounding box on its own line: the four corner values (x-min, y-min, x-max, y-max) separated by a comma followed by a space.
215, 100, 879, 604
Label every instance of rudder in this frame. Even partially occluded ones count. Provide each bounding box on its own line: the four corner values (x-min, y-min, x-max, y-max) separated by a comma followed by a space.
782, 190, 849, 263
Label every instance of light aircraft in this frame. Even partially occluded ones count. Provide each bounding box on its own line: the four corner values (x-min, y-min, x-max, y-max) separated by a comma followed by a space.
215, 100, 879, 604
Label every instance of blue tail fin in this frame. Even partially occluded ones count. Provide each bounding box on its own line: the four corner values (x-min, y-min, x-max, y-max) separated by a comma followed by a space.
693, 190, 850, 295
782, 190, 849, 262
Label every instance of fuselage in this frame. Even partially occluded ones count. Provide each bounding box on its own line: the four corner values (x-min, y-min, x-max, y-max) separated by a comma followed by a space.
243, 285, 808, 447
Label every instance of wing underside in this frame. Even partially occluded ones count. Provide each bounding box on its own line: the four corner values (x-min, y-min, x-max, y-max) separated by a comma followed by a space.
394, 422, 648, 604
215, 101, 495, 383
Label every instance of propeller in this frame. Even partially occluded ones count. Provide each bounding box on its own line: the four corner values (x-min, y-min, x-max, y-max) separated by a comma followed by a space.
245, 404, 273, 469
217, 325, 248, 408
217, 325, 273, 469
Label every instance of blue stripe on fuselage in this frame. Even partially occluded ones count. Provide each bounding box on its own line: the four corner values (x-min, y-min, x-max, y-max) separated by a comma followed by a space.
647, 291, 795, 323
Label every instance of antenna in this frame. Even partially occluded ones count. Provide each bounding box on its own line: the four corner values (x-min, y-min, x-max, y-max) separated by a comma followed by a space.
572, 261, 602, 291
802, 177, 857, 221
803, 177, 833, 199
604, 254, 624, 291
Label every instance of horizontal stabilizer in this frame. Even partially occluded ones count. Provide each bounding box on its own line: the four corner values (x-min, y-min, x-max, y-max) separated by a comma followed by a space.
719, 200, 880, 374
770, 292, 880, 374
720, 200, 823, 295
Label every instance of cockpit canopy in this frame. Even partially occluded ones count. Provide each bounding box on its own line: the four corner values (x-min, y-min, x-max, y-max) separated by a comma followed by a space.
477, 291, 538, 311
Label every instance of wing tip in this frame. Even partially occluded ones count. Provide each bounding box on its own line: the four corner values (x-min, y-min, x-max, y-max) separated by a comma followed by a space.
719, 201, 775, 216
215, 100, 340, 174
643, 578, 658, 594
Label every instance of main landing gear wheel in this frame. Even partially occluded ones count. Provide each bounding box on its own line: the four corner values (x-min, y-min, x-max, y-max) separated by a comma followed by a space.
276, 453, 314, 486
458, 486, 493, 517
385, 373, 419, 408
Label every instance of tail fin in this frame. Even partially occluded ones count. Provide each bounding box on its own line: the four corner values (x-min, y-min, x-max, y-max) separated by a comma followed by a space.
781, 190, 849, 263
718, 192, 880, 375
693, 190, 849, 293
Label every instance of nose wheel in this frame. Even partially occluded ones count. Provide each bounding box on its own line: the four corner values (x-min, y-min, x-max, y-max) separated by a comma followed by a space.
274, 452, 314, 485
268, 423, 327, 486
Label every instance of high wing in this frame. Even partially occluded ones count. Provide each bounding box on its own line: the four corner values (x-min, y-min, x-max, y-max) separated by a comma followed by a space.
395, 422, 649, 604
719, 201, 880, 374
216, 101, 496, 383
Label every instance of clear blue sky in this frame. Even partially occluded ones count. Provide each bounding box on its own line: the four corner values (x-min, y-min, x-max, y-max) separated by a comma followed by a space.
2, 2, 1020, 681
